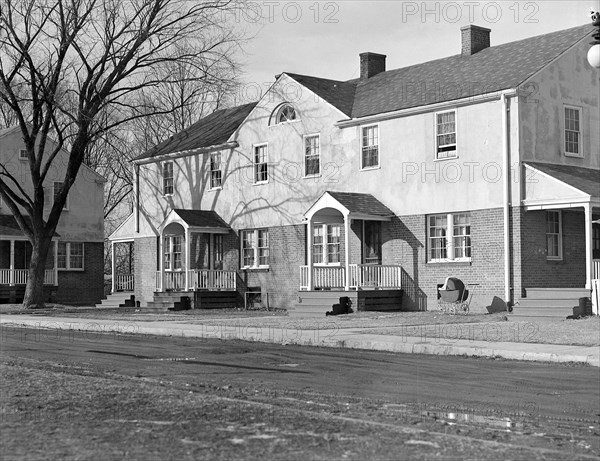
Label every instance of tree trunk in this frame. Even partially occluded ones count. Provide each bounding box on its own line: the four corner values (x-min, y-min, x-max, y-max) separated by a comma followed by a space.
22, 235, 53, 308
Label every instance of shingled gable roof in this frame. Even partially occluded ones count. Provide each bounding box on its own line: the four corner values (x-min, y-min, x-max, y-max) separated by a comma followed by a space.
327, 192, 394, 217
134, 102, 257, 162
283, 25, 591, 120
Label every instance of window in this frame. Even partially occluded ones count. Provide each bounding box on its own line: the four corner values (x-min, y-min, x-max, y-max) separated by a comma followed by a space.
546, 211, 562, 260
163, 161, 174, 195
53, 182, 69, 210
312, 224, 341, 264
254, 144, 268, 183
213, 234, 224, 270
361, 125, 379, 169
304, 134, 320, 176
57, 242, 84, 270
19, 149, 28, 160
428, 212, 471, 262
210, 152, 222, 189
241, 229, 269, 268
436, 110, 457, 159
163, 235, 183, 270
275, 104, 297, 124
363, 221, 382, 264
564, 106, 582, 157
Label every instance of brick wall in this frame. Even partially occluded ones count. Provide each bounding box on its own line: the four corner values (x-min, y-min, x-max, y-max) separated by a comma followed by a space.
56, 242, 104, 305
519, 209, 586, 290
134, 236, 158, 306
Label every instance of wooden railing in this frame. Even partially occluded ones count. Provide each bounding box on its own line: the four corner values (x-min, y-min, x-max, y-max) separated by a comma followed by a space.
189, 270, 236, 290
300, 264, 402, 290
349, 264, 402, 289
156, 270, 236, 291
115, 274, 134, 291
593, 259, 600, 280
300, 265, 346, 289
0, 269, 57, 286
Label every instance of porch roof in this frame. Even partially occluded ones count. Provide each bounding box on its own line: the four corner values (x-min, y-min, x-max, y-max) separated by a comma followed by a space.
305, 191, 395, 221
161, 209, 231, 234
522, 163, 600, 210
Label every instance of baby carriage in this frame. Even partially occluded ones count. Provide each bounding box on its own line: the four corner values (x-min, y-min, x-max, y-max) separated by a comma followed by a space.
437, 277, 475, 315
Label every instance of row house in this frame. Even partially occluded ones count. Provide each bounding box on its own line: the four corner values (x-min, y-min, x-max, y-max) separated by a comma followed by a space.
109, 24, 599, 315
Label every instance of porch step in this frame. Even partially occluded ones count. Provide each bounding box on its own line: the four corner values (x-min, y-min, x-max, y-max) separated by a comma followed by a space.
95, 292, 135, 308
513, 287, 591, 318
524, 288, 590, 299
293, 290, 404, 317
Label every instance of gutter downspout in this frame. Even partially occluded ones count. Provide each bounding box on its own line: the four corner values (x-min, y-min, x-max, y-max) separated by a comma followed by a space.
501, 93, 512, 306
134, 164, 140, 233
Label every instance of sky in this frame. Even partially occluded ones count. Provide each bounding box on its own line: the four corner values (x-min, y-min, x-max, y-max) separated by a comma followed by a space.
232, 0, 600, 101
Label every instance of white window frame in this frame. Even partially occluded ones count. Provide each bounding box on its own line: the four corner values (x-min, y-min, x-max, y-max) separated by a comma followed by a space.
163, 235, 183, 271
210, 152, 222, 190
273, 104, 298, 125
427, 212, 471, 262
312, 223, 341, 266
564, 105, 583, 158
435, 109, 457, 160
241, 229, 269, 269
253, 143, 268, 184
162, 161, 174, 196
546, 211, 563, 260
304, 134, 320, 177
53, 181, 69, 211
57, 242, 84, 271
361, 124, 379, 170
19, 149, 28, 161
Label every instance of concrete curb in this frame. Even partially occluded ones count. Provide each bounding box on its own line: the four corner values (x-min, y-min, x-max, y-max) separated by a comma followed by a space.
1, 316, 598, 367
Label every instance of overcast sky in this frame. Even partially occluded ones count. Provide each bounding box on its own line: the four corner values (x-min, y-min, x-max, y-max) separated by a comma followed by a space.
232, 0, 599, 101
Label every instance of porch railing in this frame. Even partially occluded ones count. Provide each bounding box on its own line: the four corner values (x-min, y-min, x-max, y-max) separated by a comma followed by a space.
0, 269, 57, 286
115, 274, 134, 291
593, 259, 600, 280
155, 269, 236, 291
349, 264, 402, 289
189, 269, 236, 290
299, 264, 402, 290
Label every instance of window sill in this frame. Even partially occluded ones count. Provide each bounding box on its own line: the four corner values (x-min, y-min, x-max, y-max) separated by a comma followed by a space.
427, 259, 472, 266
208, 186, 223, 192
434, 155, 458, 162
252, 181, 268, 186
546, 257, 563, 262
304, 174, 321, 179
242, 266, 270, 272
313, 263, 342, 267
58, 268, 84, 272
564, 152, 583, 159
360, 165, 380, 172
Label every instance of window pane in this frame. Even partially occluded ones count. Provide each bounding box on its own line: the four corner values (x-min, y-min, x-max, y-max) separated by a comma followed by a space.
57, 242, 67, 269
69, 243, 84, 269
327, 224, 341, 263
436, 111, 456, 158
254, 146, 268, 182
305, 135, 320, 175
242, 231, 255, 267
453, 213, 471, 259
546, 211, 561, 258
210, 153, 222, 188
362, 126, 379, 168
163, 162, 174, 195
258, 229, 269, 266
564, 108, 581, 155
429, 214, 447, 260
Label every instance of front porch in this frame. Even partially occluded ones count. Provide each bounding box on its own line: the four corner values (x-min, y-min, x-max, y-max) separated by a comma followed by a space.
299, 264, 402, 290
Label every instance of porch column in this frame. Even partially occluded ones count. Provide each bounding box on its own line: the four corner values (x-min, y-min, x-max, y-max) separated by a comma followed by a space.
184, 229, 190, 291
307, 221, 313, 290
344, 214, 350, 291
111, 241, 115, 293
9, 239, 15, 286
158, 236, 164, 292
54, 240, 58, 286
585, 203, 593, 289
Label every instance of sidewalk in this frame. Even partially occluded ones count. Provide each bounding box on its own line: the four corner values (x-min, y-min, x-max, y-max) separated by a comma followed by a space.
1, 315, 598, 367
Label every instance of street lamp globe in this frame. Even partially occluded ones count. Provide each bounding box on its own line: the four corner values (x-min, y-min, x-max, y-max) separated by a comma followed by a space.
588, 43, 600, 68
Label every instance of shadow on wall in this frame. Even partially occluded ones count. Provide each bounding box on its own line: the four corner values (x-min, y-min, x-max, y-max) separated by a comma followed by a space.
401, 267, 427, 311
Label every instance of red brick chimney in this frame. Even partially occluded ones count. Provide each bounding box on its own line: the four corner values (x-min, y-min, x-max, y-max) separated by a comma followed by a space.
461, 25, 491, 56
360, 52, 386, 79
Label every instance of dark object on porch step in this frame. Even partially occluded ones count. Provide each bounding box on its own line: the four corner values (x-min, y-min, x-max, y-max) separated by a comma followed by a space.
326, 296, 353, 316
119, 295, 136, 308
169, 296, 191, 311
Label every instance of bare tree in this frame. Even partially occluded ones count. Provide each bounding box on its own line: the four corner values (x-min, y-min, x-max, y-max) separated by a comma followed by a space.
0, 0, 245, 307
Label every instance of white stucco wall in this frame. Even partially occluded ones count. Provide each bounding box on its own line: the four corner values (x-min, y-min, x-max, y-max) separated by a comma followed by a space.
0, 129, 105, 241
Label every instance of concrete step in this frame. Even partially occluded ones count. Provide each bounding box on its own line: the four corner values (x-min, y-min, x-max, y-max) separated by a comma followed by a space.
510, 306, 573, 318
525, 287, 590, 300
95, 292, 135, 308
517, 299, 582, 309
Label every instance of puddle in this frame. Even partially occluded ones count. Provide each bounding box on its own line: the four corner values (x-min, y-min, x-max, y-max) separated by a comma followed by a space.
422, 409, 521, 431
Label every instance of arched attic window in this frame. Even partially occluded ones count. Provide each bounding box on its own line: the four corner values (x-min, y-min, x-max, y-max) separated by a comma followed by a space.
271, 103, 298, 125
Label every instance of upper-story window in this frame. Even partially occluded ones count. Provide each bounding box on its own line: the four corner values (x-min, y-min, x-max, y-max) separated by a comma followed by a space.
254, 144, 268, 183
53, 181, 69, 210
163, 161, 174, 195
19, 149, 28, 160
210, 152, 222, 189
436, 110, 457, 159
361, 125, 379, 169
274, 104, 297, 124
564, 106, 582, 157
304, 134, 320, 176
